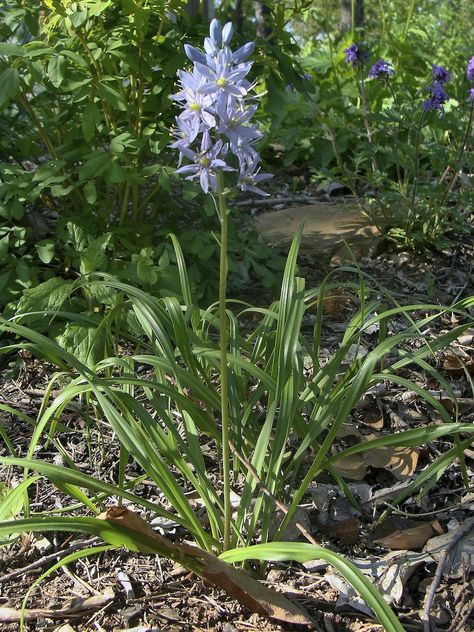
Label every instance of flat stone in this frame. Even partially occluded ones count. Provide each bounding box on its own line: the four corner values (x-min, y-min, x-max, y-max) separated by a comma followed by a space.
255, 202, 381, 263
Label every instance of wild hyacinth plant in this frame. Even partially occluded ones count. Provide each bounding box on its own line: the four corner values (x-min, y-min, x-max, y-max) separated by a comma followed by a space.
171, 18, 271, 550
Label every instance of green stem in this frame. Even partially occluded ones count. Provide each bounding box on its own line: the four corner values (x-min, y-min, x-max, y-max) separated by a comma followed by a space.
217, 172, 231, 551
378, 0, 386, 47
403, 0, 416, 41
351, 0, 356, 40
358, 65, 378, 175
73, 26, 118, 135
17, 90, 57, 159
119, 182, 131, 226
385, 78, 403, 190
439, 100, 474, 206
410, 108, 426, 212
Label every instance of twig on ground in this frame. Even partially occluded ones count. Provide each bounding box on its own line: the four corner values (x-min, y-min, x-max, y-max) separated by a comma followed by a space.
448, 576, 473, 631
421, 517, 474, 632
0, 537, 100, 583
450, 275, 472, 306
234, 195, 322, 207
0, 587, 114, 622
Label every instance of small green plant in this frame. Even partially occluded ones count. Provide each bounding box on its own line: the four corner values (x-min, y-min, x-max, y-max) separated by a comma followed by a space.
309, 44, 474, 251
261, 2, 474, 252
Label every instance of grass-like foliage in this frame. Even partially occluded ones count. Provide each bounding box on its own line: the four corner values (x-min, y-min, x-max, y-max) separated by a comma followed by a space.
1, 226, 473, 630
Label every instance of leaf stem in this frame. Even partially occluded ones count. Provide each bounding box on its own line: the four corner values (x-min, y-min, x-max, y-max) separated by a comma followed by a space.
410, 108, 426, 214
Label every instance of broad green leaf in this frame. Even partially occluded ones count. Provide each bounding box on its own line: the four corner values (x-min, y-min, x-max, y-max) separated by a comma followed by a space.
47, 54, 67, 87
81, 102, 100, 142
98, 83, 127, 111
69, 10, 88, 27
9, 199, 24, 220
0, 67, 19, 107
80, 233, 111, 274
0, 43, 24, 57
35, 239, 55, 264
0, 234, 9, 259
50, 183, 73, 197
79, 151, 110, 180
16, 278, 74, 323
106, 160, 126, 183
83, 179, 97, 204
54, 322, 106, 368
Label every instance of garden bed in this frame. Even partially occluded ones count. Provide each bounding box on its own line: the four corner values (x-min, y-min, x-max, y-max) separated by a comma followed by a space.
1, 238, 473, 632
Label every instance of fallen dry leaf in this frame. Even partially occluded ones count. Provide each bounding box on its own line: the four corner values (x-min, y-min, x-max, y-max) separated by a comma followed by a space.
368, 445, 419, 481
332, 454, 367, 480
100, 506, 313, 626
196, 550, 313, 625
360, 400, 385, 430
323, 517, 360, 545
268, 507, 311, 542
372, 517, 444, 551
442, 353, 474, 375
456, 328, 474, 346
328, 551, 429, 611
333, 444, 418, 481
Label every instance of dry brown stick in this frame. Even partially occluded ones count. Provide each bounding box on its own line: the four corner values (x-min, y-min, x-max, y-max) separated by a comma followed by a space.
0, 587, 114, 622
234, 195, 323, 207
228, 440, 319, 546
421, 517, 474, 632
0, 537, 100, 583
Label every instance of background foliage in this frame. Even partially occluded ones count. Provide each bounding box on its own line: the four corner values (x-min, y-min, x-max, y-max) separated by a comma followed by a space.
1, 0, 473, 349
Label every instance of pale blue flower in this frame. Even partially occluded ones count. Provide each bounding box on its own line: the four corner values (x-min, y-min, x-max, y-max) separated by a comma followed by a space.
238, 156, 272, 196
172, 19, 271, 196
176, 130, 233, 193
172, 68, 216, 129
196, 48, 253, 99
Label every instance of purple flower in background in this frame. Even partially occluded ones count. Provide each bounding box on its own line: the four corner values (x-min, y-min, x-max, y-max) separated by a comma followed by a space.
344, 43, 368, 67
468, 87, 474, 102
467, 56, 474, 82
422, 82, 449, 113
432, 64, 450, 84
172, 19, 271, 195
368, 59, 395, 80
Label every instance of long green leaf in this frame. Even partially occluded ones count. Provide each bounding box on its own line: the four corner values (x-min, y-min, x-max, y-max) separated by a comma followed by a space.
219, 543, 404, 632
